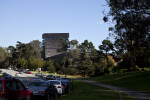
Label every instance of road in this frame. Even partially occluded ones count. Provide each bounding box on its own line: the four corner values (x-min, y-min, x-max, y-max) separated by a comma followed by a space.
0, 69, 36, 86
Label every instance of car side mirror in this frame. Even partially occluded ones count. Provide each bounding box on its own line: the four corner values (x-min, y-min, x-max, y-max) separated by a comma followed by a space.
26, 87, 29, 89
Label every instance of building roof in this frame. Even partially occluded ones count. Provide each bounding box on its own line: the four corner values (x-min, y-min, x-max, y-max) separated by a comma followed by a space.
42, 33, 69, 39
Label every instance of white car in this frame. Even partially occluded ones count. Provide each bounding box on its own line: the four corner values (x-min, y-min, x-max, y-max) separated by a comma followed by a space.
47, 80, 65, 95
15, 73, 21, 77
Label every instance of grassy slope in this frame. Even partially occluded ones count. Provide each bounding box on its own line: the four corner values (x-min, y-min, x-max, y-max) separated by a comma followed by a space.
55, 80, 135, 100
91, 71, 150, 93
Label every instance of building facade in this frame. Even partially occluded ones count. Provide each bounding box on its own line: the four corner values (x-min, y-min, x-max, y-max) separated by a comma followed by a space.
42, 33, 69, 59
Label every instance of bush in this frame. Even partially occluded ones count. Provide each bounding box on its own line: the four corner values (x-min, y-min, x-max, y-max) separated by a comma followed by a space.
136, 65, 142, 71
143, 68, 150, 72
118, 68, 129, 74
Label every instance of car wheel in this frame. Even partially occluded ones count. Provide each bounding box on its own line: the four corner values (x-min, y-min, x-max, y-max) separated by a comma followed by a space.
45, 94, 50, 100
26, 96, 31, 100
54, 93, 58, 98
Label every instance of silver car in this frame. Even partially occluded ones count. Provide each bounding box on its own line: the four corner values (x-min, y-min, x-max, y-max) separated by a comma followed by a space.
47, 80, 65, 95
28, 81, 58, 100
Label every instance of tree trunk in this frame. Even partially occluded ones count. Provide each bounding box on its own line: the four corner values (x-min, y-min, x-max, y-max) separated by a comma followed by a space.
130, 44, 136, 71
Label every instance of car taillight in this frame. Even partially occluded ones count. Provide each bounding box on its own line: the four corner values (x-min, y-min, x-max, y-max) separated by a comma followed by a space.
57, 86, 61, 88
38, 91, 45, 94
0, 91, 6, 95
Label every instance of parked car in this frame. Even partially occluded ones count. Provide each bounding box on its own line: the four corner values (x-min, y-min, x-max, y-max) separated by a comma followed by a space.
47, 80, 65, 95
15, 73, 21, 77
46, 75, 53, 80
41, 74, 47, 78
2, 73, 13, 79
61, 80, 72, 93
7, 67, 11, 70
0, 70, 2, 74
60, 78, 73, 90
27, 71, 32, 74
51, 76, 60, 80
28, 81, 58, 100
35, 73, 42, 77
0, 78, 32, 100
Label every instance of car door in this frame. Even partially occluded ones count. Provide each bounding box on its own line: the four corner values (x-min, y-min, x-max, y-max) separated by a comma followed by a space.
5, 80, 14, 98
49, 83, 56, 97
5, 80, 28, 99
15, 81, 29, 99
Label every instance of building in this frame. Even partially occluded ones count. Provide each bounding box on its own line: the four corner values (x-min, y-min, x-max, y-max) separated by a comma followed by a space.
42, 33, 69, 59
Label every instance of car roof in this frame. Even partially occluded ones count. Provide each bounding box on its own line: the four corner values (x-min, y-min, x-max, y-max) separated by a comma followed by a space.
0, 78, 20, 81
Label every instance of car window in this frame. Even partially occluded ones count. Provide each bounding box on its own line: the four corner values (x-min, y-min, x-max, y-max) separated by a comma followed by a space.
16, 81, 25, 90
29, 82, 48, 87
0, 81, 2, 90
49, 83, 54, 88
12, 81, 17, 90
49, 81, 60, 85
5, 81, 13, 90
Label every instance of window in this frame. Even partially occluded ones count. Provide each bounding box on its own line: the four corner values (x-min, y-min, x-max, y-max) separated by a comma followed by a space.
5, 81, 25, 90
5, 81, 12, 90
16, 82, 25, 90
0, 81, 2, 90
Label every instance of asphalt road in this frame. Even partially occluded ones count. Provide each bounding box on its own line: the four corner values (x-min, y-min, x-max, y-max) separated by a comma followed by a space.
0, 69, 36, 86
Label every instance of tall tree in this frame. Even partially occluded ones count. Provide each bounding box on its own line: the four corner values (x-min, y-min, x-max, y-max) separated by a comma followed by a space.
104, 0, 150, 70
29, 40, 42, 58
99, 39, 114, 68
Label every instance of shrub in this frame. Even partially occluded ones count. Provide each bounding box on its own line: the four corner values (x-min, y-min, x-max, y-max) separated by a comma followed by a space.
136, 65, 142, 71
143, 68, 150, 72
118, 68, 129, 73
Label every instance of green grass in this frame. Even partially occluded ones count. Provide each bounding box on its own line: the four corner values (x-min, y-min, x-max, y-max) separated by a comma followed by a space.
91, 71, 150, 93
121, 92, 136, 100
54, 80, 135, 100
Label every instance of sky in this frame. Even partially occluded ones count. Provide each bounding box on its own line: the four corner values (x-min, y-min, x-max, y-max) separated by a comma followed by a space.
0, 0, 111, 49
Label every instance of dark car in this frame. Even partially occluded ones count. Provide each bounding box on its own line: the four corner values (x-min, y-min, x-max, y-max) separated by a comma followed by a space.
61, 80, 72, 93
2, 73, 13, 79
0, 78, 32, 100
46, 75, 53, 80
60, 78, 73, 91
0, 70, 2, 74
28, 81, 58, 100
35, 73, 42, 77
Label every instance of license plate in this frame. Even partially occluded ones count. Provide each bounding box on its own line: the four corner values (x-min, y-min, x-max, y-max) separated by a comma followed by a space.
33, 91, 38, 94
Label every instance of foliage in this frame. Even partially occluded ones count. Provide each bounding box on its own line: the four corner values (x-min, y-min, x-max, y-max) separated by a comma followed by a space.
45, 60, 55, 73
105, 0, 150, 70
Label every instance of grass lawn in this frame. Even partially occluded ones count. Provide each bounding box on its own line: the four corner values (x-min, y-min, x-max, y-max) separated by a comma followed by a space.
54, 80, 135, 100
91, 71, 150, 93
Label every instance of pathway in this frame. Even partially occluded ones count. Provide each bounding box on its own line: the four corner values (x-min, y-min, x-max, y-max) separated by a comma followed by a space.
79, 79, 150, 100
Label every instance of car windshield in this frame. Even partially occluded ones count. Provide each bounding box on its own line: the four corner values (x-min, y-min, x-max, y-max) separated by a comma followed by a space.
29, 82, 48, 87
49, 81, 60, 85
61, 80, 68, 85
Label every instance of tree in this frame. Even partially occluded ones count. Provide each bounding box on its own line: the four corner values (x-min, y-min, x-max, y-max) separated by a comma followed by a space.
104, 0, 150, 70
29, 40, 42, 58
46, 60, 55, 73
78, 44, 95, 77
58, 39, 69, 53
99, 39, 114, 68
0, 47, 11, 68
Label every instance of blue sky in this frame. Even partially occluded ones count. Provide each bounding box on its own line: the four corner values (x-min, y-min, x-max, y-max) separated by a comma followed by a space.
0, 0, 111, 49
